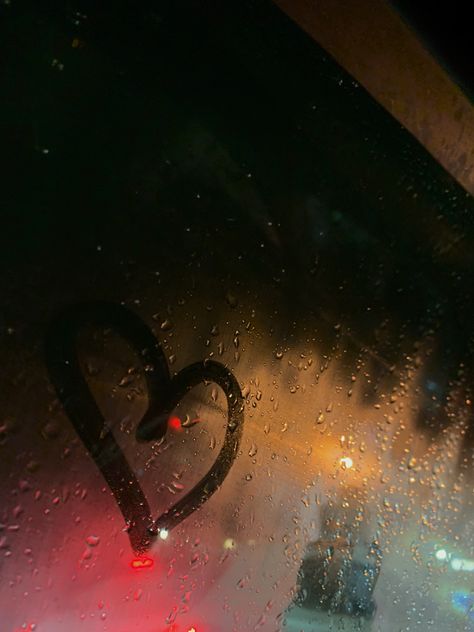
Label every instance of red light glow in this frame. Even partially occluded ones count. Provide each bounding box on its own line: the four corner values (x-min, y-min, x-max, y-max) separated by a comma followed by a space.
130, 556, 154, 570
168, 416, 182, 431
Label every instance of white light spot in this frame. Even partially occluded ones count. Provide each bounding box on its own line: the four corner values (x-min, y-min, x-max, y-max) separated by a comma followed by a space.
435, 548, 447, 561
451, 557, 474, 572
340, 456, 353, 469
159, 529, 169, 541
223, 538, 236, 550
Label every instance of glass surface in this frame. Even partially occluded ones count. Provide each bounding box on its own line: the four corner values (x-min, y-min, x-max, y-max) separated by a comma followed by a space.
1, 2, 474, 631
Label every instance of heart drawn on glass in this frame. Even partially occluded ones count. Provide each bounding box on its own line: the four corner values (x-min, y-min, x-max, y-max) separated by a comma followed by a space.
45, 302, 244, 553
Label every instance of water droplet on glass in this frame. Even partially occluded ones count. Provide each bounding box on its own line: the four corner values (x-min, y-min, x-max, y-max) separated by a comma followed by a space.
407, 456, 417, 470
41, 421, 61, 439
225, 291, 238, 308
118, 373, 134, 387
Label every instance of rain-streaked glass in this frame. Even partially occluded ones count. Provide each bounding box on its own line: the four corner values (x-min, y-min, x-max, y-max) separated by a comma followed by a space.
1, 2, 474, 631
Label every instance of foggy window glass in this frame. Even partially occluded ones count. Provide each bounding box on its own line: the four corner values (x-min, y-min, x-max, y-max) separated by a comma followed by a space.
1, 2, 474, 631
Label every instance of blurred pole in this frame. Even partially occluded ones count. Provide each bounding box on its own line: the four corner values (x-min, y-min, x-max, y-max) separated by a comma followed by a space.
273, 0, 474, 196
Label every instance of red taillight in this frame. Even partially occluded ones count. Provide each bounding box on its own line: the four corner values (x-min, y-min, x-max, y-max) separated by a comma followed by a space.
168, 416, 182, 430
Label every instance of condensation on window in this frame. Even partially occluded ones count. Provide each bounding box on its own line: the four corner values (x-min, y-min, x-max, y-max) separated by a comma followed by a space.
1, 2, 474, 632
